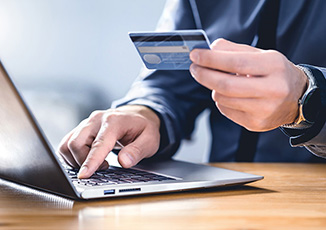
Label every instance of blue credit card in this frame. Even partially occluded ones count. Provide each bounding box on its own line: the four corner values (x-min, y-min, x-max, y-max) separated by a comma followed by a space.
129, 30, 210, 70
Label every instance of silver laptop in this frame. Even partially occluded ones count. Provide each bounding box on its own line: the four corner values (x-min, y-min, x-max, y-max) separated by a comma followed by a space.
0, 61, 263, 200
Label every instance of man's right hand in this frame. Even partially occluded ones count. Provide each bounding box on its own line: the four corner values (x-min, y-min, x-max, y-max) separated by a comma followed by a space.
57, 105, 161, 179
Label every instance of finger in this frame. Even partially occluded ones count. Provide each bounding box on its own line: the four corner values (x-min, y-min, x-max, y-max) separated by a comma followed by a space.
212, 91, 272, 125
210, 38, 260, 52
215, 104, 253, 130
57, 129, 79, 168
190, 64, 264, 98
78, 120, 122, 179
216, 103, 277, 132
98, 160, 109, 171
67, 119, 101, 166
212, 90, 259, 112
118, 129, 159, 168
190, 49, 275, 75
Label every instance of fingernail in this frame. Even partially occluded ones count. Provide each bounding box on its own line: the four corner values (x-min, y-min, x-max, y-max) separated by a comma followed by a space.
190, 64, 197, 76
190, 50, 199, 63
120, 153, 134, 168
78, 165, 88, 179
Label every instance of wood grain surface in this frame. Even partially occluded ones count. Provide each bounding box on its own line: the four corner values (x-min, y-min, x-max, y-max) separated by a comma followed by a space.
0, 163, 325, 230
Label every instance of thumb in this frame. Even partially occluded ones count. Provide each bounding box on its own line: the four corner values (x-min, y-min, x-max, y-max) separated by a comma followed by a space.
117, 133, 159, 168
210, 38, 259, 52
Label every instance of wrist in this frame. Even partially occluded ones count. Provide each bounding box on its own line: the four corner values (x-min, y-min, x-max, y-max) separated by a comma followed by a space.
281, 65, 321, 129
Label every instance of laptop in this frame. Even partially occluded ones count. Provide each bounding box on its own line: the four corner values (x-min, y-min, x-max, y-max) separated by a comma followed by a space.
0, 61, 263, 200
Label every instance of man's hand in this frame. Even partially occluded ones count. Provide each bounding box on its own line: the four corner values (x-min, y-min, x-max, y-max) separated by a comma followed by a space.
190, 38, 308, 132
57, 105, 161, 179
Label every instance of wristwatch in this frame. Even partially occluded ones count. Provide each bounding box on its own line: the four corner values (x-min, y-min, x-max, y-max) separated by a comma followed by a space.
281, 65, 321, 129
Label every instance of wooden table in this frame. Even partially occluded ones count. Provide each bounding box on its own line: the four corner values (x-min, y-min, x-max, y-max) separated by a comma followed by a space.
0, 163, 325, 230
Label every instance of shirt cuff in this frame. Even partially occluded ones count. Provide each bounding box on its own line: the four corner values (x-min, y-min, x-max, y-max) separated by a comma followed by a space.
280, 65, 326, 146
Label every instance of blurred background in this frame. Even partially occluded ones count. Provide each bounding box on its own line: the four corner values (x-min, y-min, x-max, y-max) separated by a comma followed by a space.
0, 0, 210, 163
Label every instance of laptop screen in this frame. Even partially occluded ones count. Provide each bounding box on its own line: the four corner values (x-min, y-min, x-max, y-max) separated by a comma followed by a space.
0, 62, 76, 198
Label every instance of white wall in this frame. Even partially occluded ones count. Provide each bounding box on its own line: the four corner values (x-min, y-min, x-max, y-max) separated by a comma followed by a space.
0, 0, 210, 163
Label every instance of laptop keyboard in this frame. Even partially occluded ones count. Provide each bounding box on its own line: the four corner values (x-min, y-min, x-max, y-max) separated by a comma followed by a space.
66, 166, 176, 187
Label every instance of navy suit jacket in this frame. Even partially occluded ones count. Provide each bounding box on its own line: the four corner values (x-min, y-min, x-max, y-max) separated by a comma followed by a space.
114, 0, 326, 162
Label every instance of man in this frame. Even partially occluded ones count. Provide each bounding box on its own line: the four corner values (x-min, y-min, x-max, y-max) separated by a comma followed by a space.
58, 0, 326, 179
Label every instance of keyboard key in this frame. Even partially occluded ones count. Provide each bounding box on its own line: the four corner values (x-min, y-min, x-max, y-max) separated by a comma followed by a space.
66, 166, 176, 187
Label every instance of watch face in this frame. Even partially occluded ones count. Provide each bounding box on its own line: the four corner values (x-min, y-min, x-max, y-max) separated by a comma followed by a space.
302, 87, 321, 122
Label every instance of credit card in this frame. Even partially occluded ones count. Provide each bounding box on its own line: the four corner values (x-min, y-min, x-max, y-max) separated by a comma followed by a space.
129, 30, 210, 70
